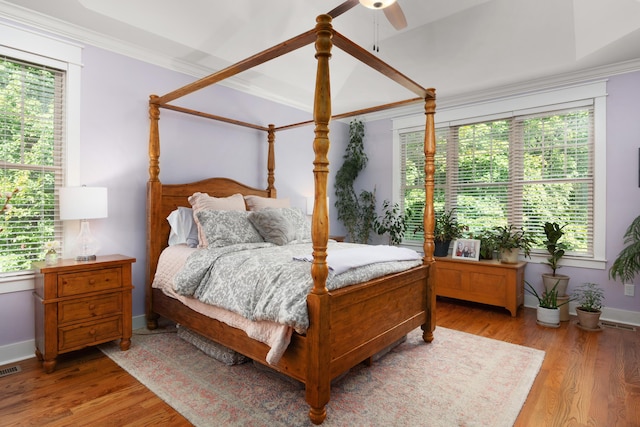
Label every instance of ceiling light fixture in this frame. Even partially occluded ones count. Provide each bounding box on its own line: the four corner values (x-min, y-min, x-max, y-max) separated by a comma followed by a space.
359, 0, 397, 10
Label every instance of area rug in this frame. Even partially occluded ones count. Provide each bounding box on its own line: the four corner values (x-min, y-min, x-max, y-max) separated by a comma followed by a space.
99, 326, 544, 427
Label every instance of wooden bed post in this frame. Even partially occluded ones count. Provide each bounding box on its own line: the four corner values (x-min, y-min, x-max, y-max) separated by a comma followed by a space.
422, 92, 437, 343
267, 124, 277, 197
146, 95, 161, 329
306, 13, 332, 426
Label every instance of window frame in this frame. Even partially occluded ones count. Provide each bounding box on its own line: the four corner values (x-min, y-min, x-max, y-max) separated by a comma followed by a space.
392, 81, 607, 270
0, 21, 82, 293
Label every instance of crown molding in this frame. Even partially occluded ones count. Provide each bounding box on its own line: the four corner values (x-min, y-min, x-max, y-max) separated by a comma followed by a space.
360, 58, 640, 123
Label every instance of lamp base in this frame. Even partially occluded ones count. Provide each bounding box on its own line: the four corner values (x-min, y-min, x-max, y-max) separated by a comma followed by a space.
75, 254, 97, 262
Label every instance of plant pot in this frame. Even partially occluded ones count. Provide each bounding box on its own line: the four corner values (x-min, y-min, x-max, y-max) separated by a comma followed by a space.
557, 295, 570, 321
499, 248, 519, 264
542, 273, 570, 296
536, 306, 560, 327
576, 307, 602, 330
434, 240, 450, 257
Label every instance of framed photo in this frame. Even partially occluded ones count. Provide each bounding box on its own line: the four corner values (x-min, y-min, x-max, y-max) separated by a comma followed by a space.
452, 239, 481, 261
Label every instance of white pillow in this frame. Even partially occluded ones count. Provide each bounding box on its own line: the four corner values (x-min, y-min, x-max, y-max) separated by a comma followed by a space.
167, 207, 198, 247
244, 195, 290, 211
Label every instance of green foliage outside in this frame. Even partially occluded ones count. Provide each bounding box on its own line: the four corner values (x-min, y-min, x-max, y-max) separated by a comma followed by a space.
0, 58, 59, 273
401, 110, 592, 255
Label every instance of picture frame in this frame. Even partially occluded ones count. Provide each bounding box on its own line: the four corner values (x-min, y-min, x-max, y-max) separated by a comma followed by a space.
452, 238, 481, 261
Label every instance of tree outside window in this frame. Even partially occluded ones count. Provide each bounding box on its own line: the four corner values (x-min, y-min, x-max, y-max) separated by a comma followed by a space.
400, 107, 594, 257
0, 57, 64, 273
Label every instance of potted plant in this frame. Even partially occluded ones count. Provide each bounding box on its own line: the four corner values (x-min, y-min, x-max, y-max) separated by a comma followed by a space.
525, 281, 571, 327
542, 221, 570, 296
609, 214, 640, 284
573, 282, 605, 331
494, 225, 534, 263
373, 200, 412, 245
334, 119, 377, 243
474, 229, 498, 260
434, 208, 466, 257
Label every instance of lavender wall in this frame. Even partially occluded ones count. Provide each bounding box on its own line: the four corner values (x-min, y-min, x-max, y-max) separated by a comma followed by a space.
363, 72, 640, 314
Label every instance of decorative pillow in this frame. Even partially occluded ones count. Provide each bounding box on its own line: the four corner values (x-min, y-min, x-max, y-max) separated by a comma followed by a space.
195, 210, 264, 247
275, 207, 312, 242
248, 209, 297, 246
188, 192, 246, 248
244, 195, 290, 211
167, 206, 199, 247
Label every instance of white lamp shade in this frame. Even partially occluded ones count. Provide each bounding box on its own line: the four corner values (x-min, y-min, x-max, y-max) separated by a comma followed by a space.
359, 0, 397, 9
59, 187, 108, 220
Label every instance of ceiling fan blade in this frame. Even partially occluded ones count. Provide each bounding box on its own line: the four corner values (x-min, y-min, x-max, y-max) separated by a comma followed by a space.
327, 0, 360, 18
383, 2, 407, 30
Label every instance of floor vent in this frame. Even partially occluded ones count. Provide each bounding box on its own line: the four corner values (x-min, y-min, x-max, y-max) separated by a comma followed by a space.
0, 365, 22, 378
601, 321, 637, 331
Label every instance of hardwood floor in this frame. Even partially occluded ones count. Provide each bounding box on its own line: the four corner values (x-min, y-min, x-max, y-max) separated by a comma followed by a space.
1, 299, 638, 426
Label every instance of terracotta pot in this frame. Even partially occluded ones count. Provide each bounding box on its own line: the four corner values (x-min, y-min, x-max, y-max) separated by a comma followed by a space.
576, 307, 602, 330
500, 248, 519, 264
536, 306, 560, 327
542, 273, 570, 296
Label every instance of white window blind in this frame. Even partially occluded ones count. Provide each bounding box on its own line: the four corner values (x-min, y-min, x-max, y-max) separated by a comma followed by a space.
0, 56, 65, 274
400, 106, 594, 257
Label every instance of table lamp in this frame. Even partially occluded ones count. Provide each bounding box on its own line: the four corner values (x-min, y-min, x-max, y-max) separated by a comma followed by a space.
59, 186, 108, 261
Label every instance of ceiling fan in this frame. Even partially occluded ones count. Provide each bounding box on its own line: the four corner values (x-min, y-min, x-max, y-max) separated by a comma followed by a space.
328, 0, 408, 30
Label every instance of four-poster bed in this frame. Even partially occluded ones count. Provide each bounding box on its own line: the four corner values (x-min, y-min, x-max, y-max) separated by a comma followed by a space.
146, 14, 436, 425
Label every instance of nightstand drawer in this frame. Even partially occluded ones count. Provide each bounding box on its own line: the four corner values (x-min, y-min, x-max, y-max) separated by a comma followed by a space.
57, 268, 122, 297
58, 293, 123, 324
58, 316, 123, 352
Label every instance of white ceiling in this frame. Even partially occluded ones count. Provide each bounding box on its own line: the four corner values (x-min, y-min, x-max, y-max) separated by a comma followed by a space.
2, 0, 640, 115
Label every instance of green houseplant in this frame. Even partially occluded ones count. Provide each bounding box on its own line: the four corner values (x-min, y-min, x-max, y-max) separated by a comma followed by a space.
542, 222, 570, 296
573, 282, 605, 330
525, 281, 571, 327
334, 119, 377, 243
494, 225, 534, 263
473, 228, 498, 260
373, 200, 412, 245
609, 214, 640, 284
434, 208, 466, 257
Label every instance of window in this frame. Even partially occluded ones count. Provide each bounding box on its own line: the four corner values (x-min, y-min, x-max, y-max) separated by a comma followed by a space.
394, 82, 606, 266
0, 23, 81, 286
0, 56, 65, 273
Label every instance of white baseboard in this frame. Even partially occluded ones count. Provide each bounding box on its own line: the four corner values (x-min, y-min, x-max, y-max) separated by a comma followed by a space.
0, 339, 35, 366
0, 315, 149, 367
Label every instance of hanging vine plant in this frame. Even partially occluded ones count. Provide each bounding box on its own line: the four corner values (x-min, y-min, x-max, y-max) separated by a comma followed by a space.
334, 119, 376, 243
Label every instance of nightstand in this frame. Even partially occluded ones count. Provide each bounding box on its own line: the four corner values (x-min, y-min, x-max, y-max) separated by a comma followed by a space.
33, 254, 136, 373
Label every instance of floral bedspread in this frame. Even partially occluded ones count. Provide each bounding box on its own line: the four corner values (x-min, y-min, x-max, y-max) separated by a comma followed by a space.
174, 242, 422, 334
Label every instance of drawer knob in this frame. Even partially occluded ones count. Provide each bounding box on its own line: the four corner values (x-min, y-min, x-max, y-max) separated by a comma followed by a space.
88, 279, 96, 285
88, 304, 96, 310
89, 328, 96, 335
